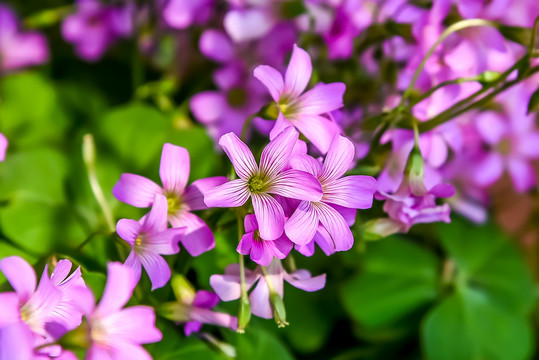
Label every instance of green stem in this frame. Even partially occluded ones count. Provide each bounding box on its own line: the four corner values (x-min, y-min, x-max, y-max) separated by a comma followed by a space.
529, 15, 539, 54
82, 134, 115, 233
24, 5, 73, 29
410, 75, 483, 106
402, 19, 497, 104
240, 114, 257, 142
236, 211, 250, 333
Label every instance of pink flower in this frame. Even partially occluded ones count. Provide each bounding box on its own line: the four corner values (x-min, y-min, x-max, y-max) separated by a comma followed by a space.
254, 44, 346, 153
237, 214, 293, 266
77, 262, 162, 360
0, 257, 85, 359
204, 127, 323, 240
162, 0, 214, 30
0, 5, 49, 71
183, 290, 238, 335
113, 143, 227, 256
116, 193, 186, 290
285, 135, 377, 252
0, 132, 7, 161
210, 259, 326, 319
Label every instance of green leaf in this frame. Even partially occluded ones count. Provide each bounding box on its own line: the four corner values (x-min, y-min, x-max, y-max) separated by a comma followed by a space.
341, 236, 439, 328
0, 240, 38, 285
0, 197, 86, 256
436, 220, 534, 314
423, 287, 533, 360
0, 148, 68, 202
236, 327, 294, 360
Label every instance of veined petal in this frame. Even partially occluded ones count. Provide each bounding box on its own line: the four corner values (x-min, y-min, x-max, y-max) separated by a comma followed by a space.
253, 65, 284, 102
285, 201, 319, 245
183, 176, 228, 211
170, 212, 215, 256
116, 219, 142, 246
188, 308, 238, 331
249, 277, 272, 319
142, 193, 168, 233
250, 240, 274, 266
210, 264, 259, 301
260, 127, 299, 178
284, 270, 326, 292
124, 251, 142, 285
323, 175, 377, 209
139, 252, 171, 291
297, 82, 345, 115
251, 193, 285, 241
30, 266, 63, 324
0, 293, 20, 327
0, 256, 36, 303
320, 135, 355, 182
244, 214, 259, 233
289, 154, 322, 177
293, 114, 340, 154
267, 169, 323, 202
205, 180, 250, 210
96, 263, 136, 316
160, 143, 190, 195
272, 235, 294, 259
237, 232, 254, 256
146, 227, 185, 255
314, 202, 353, 251
113, 174, 162, 208
102, 306, 162, 344
284, 44, 312, 98
269, 113, 294, 140
219, 133, 258, 179
313, 226, 337, 256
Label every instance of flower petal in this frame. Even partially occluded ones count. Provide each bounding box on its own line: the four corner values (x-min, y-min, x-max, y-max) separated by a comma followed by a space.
293, 114, 341, 154
199, 29, 234, 63
116, 219, 142, 246
237, 232, 254, 256
323, 175, 377, 209
188, 308, 238, 331
112, 174, 162, 208
97, 262, 136, 316
289, 154, 322, 177
142, 193, 168, 233
508, 157, 536, 193
190, 91, 227, 124
284, 44, 312, 98
267, 169, 323, 202
169, 212, 215, 256
475, 111, 507, 145
269, 112, 294, 140
124, 251, 142, 285
244, 214, 259, 233
314, 202, 354, 251
251, 193, 285, 241
472, 152, 504, 187
253, 65, 284, 102
139, 252, 171, 291
285, 201, 319, 245
0, 133, 7, 162
0, 323, 34, 360
284, 270, 326, 292
183, 176, 228, 211
145, 227, 185, 255
260, 127, 299, 178
0, 293, 20, 327
210, 264, 258, 301
160, 143, 190, 195
0, 256, 36, 303
219, 132, 258, 180
102, 305, 162, 344
204, 179, 250, 208
193, 290, 220, 309
320, 135, 355, 182
249, 277, 272, 319
297, 82, 345, 115
250, 240, 274, 266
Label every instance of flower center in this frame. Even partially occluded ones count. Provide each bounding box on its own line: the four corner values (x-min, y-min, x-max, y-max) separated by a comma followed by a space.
20, 306, 30, 323
165, 192, 182, 215
277, 96, 298, 118
498, 138, 512, 155
248, 176, 267, 193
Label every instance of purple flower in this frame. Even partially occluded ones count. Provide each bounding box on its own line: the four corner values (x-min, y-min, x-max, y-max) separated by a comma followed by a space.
113, 143, 227, 256
0, 132, 7, 161
0, 5, 48, 71
285, 135, 377, 252
0, 257, 85, 359
237, 214, 293, 266
204, 127, 323, 240
76, 262, 162, 359
162, 0, 214, 29
62, 0, 133, 61
224, 7, 275, 43
254, 44, 346, 153
471, 85, 539, 192
376, 177, 455, 233
116, 193, 186, 290
210, 259, 325, 319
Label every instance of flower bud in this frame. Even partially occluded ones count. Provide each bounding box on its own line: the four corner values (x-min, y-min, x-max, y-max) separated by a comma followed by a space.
404, 145, 427, 196
270, 291, 288, 328
237, 296, 251, 333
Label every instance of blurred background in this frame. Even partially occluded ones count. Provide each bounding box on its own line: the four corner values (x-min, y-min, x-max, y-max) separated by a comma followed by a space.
1, 0, 539, 359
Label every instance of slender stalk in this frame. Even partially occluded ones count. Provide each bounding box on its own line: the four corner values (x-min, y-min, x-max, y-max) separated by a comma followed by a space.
82, 134, 115, 233
240, 114, 257, 142
402, 19, 497, 104
236, 211, 250, 333
410, 75, 483, 106
529, 15, 539, 54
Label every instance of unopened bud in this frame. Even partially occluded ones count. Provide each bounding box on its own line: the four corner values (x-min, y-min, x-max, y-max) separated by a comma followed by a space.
404, 145, 427, 196
171, 274, 195, 304
270, 291, 288, 328
361, 218, 403, 240
237, 296, 251, 333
